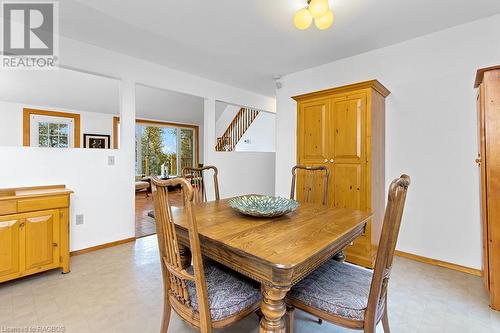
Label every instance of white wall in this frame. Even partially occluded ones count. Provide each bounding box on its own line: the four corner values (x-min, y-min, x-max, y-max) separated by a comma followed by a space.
210, 152, 276, 199
0, 147, 130, 251
135, 84, 204, 125
215, 102, 276, 152
0, 69, 120, 115
275, 14, 500, 270
215, 103, 240, 138
235, 112, 276, 152
0, 36, 275, 251
0, 101, 116, 147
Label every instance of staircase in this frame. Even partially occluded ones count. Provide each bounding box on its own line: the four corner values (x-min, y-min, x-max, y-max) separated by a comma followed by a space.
215, 107, 260, 152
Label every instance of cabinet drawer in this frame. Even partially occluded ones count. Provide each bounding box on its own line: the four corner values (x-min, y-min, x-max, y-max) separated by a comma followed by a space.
0, 200, 17, 215
17, 196, 68, 213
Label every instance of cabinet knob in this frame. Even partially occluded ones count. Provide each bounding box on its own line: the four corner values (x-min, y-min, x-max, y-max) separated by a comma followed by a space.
53, 242, 58, 247
330, 159, 335, 163
324, 159, 328, 163
19, 222, 25, 228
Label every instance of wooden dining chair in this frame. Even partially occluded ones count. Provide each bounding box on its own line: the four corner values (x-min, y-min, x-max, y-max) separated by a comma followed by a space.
285, 174, 410, 333
290, 165, 329, 205
182, 165, 220, 203
151, 177, 261, 333
290, 164, 342, 269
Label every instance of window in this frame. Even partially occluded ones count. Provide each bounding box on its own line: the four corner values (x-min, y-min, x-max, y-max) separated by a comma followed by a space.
23, 109, 80, 148
30, 115, 74, 148
135, 122, 197, 177
180, 128, 194, 171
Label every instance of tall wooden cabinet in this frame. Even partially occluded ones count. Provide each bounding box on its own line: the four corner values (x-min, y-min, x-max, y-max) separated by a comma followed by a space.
0, 185, 72, 283
475, 66, 500, 310
293, 80, 390, 268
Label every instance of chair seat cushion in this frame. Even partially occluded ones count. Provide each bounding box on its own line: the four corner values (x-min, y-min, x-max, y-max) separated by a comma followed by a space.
288, 260, 373, 321
186, 260, 261, 322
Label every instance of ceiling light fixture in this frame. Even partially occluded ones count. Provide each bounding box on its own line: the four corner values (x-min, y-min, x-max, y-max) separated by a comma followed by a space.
294, 0, 334, 30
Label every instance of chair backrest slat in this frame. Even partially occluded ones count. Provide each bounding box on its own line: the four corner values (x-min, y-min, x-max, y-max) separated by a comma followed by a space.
365, 174, 410, 327
152, 176, 212, 332
290, 165, 329, 205
182, 165, 220, 204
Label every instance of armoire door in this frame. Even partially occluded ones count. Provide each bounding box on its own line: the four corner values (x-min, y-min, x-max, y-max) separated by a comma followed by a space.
297, 98, 331, 164
0, 215, 21, 281
297, 98, 332, 204
330, 93, 367, 211
330, 92, 369, 262
23, 210, 60, 273
476, 66, 500, 310
477, 84, 490, 291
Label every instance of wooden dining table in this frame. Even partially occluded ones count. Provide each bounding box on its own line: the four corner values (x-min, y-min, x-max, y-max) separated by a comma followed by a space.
171, 197, 372, 333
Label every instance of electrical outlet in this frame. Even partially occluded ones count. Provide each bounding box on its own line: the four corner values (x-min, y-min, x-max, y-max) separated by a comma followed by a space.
108, 155, 115, 166
76, 214, 84, 225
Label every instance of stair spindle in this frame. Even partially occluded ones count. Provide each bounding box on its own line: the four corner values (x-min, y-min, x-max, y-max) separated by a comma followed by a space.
214, 107, 260, 152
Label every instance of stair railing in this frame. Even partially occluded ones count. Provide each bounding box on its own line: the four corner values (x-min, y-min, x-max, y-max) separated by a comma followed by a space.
215, 107, 260, 151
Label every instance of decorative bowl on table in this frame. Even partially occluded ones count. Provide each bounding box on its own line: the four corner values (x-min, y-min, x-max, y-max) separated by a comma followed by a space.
228, 195, 299, 218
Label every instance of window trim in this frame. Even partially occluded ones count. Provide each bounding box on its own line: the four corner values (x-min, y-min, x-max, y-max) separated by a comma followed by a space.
113, 116, 199, 167
23, 108, 81, 148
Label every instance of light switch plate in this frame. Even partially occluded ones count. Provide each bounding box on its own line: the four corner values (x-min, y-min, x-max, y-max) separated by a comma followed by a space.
76, 214, 84, 225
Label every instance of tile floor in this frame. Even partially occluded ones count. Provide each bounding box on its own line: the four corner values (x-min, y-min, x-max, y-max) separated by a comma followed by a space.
1, 236, 499, 333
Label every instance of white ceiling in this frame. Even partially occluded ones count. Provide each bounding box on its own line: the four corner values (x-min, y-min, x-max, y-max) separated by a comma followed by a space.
0, 69, 204, 125
59, 0, 500, 96
0, 68, 120, 114
136, 84, 204, 125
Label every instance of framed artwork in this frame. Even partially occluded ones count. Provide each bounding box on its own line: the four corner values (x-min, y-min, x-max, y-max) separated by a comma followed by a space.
83, 134, 111, 149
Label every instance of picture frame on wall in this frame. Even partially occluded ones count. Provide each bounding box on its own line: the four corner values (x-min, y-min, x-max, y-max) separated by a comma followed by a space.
83, 134, 110, 149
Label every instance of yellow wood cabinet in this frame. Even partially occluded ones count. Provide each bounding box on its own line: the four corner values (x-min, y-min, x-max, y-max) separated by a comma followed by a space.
294, 80, 390, 268
0, 185, 72, 283
475, 65, 500, 310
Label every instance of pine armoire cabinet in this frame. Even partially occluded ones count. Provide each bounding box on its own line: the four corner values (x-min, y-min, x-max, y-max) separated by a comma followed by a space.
293, 80, 390, 268
0, 185, 72, 283
475, 65, 500, 311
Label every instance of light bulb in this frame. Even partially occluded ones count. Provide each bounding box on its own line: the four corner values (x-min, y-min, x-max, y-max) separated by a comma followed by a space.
294, 8, 313, 30
315, 10, 334, 30
308, 0, 329, 19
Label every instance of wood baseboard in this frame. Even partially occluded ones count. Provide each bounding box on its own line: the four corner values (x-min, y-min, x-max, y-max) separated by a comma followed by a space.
345, 253, 374, 269
70, 237, 136, 256
395, 250, 482, 277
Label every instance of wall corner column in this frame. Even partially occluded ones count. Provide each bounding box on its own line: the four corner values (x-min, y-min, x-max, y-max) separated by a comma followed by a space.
119, 78, 136, 238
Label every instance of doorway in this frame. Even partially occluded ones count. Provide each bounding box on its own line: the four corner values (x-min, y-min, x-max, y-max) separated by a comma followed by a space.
133, 84, 205, 238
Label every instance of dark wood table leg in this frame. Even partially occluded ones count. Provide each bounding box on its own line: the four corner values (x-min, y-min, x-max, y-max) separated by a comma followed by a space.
333, 249, 346, 262
178, 244, 192, 268
260, 284, 290, 333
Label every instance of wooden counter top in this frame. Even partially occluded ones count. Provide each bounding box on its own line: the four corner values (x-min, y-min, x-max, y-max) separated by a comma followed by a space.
0, 185, 73, 201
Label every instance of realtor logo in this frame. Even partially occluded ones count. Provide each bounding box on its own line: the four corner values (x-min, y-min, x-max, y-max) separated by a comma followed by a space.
1, 1, 59, 69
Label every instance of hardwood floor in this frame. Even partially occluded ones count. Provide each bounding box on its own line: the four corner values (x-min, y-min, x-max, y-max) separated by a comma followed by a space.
135, 190, 184, 238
